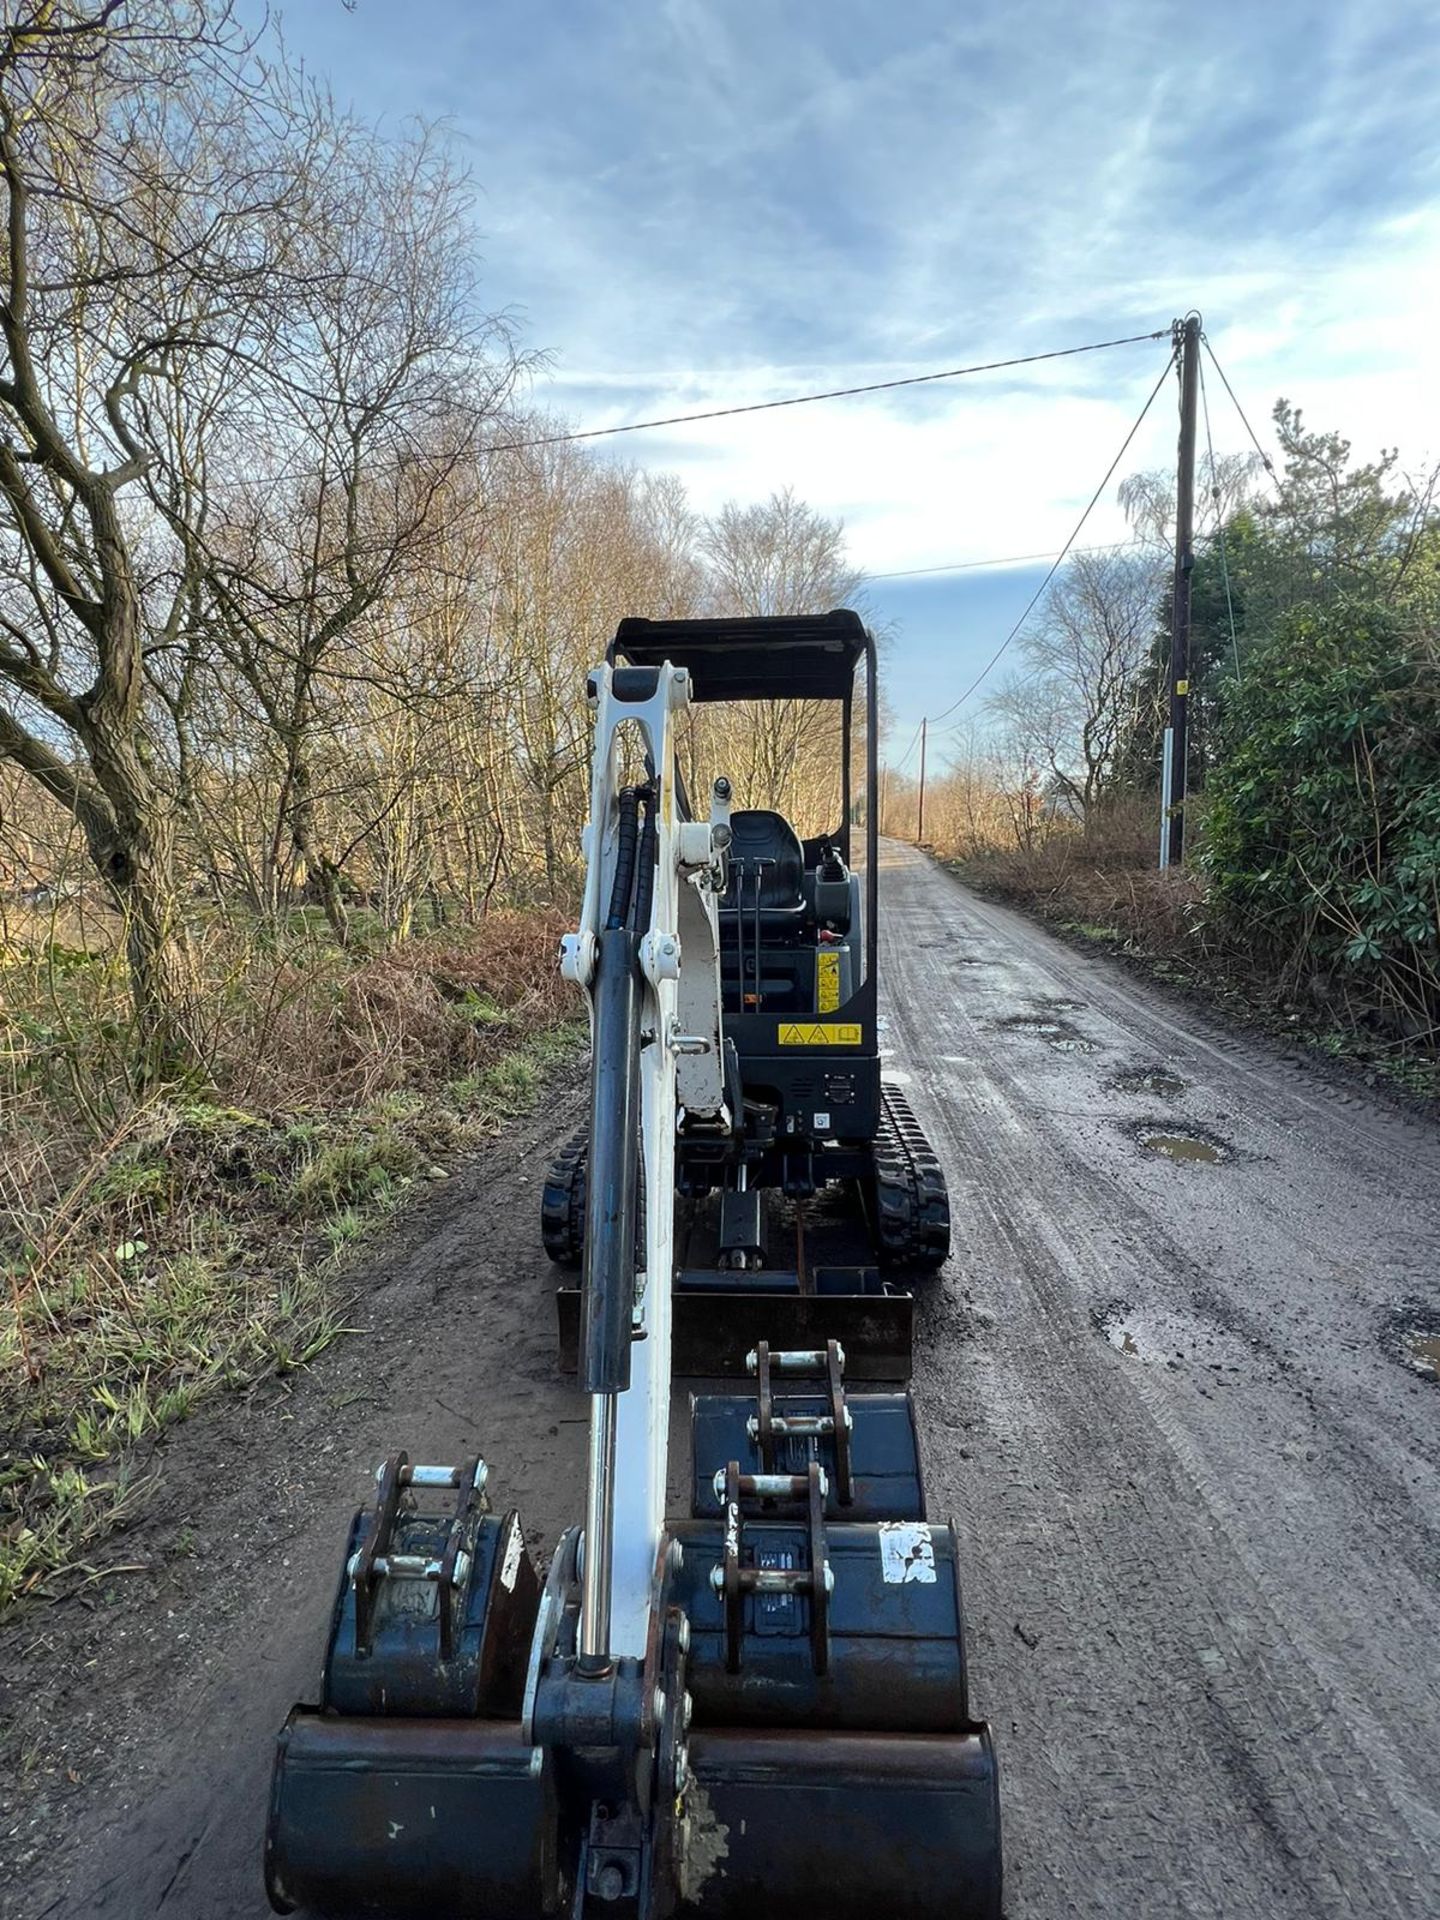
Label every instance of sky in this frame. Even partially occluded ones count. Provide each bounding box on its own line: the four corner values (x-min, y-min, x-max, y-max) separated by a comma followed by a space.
265, 0, 1439, 769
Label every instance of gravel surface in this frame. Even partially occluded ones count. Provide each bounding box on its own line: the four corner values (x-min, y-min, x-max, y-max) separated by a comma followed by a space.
2, 840, 1436, 1917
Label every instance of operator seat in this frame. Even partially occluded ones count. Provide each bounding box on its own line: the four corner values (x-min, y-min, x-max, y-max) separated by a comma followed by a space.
721, 809, 808, 935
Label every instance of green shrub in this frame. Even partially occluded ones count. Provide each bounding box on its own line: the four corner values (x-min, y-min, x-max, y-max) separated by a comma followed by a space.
1203, 602, 1439, 1028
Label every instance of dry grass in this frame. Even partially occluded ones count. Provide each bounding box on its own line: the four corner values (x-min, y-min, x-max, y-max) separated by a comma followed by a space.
0, 905, 578, 1613
946, 798, 1226, 977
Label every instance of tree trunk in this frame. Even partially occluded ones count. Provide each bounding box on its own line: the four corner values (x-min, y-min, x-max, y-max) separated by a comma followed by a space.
285, 741, 351, 946
67, 731, 190, 1068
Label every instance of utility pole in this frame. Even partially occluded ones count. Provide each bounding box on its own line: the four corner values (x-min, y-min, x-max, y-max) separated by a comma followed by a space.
917, 717, 928, 844
1163, 313, 1201, 868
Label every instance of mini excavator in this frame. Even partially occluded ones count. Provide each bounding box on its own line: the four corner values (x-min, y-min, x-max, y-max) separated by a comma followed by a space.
264, 611, 1002, 1919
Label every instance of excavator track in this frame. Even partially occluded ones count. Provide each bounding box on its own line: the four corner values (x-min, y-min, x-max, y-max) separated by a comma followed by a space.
541, 1128, 646, 1270
871, 1081, 951, 1270
540, 1127, 587, 1268
548, 1097, 949, 1275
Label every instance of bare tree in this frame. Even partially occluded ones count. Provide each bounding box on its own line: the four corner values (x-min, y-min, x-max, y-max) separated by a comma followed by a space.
195, 115, 524, 938
482, 433, 705, 895
696, 487, 863, 829
1119, 452, 1258, 554
990, 549, 1163, 816
0, 3, 275, 1045
0, 4, 526, 1036
700, 485, 863, 617
984, 675, 1066, 849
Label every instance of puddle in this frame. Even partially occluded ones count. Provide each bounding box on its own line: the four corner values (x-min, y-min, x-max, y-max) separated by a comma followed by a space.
1141, 1133, 1225, 1164
1126, 1118, 1229, 1164
1406, 1332, 1440, 1380
1093, 1300, 1247, 1372
999, 1011, 1099, 1055
1112, 1066, 1186, 1098
1381, 1305, 1440, 1383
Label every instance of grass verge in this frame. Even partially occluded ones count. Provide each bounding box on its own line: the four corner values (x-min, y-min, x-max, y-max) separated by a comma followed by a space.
1, 911, 579, 1615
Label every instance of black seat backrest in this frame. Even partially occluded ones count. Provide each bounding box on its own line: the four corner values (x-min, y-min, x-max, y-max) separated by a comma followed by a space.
722, 809, 805, 910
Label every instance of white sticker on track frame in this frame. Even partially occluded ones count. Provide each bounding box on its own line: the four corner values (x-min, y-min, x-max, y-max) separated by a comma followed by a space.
877, 1522, 936, 1584
499, 1527, 524, 1592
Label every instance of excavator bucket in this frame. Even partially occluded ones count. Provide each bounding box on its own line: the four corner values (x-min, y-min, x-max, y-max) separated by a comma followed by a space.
683, 1728, 1001, 1919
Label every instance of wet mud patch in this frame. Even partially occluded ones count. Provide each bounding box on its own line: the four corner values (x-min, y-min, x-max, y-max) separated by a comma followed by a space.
1382, 1302, 1440, 1383
1126, 1118, 1231, 1164
1110, 1065, 1187, 1098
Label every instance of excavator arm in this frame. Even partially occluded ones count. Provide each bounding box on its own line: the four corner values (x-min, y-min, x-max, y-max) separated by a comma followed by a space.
558, 656, 733, 1664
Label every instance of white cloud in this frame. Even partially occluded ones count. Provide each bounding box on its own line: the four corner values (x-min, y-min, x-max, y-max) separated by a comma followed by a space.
281, 0, 1440, 568
532, 194, 1439, 577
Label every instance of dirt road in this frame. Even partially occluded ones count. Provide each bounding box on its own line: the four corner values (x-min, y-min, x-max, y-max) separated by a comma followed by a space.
880, 842, 1439, 1917
4, 842, 1438, 1916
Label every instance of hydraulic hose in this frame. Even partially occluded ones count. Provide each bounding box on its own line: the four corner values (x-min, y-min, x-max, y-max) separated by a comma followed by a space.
605, 787, 641, 930
630, 781, 657, 936
579, 776, 651, 1668
580, 924, 642, 1396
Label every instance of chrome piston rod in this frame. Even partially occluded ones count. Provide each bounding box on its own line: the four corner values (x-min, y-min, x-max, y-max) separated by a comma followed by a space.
579, 1391, 618, 1668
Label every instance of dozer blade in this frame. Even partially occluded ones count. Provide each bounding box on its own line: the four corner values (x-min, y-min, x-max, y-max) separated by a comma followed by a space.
556, 1280, 913, 1379
681, 1727, 1002, 1919
265, 1712, 557, 1918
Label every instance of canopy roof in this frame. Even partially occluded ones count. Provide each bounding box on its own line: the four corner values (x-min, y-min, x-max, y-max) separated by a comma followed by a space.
610, 610, 868, 703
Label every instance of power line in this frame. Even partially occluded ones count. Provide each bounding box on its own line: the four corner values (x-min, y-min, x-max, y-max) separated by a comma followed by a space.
1200, 337, 1276, 482
869, 538, 1132, 582
214, 327, 1171, 499
890, 718, 925, 775
1198, 350, 1243, 682
924, 343, 1178, 730
490, 329, 1171, 453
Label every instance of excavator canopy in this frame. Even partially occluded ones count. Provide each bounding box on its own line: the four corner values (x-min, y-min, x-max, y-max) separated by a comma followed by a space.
611, 610, 867, 703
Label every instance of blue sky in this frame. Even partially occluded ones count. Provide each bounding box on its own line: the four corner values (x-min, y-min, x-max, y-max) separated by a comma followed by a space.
268, 0, 1439, 765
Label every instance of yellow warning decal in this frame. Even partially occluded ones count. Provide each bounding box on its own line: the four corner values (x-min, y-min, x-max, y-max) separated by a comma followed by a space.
1176, 678, 1190, 695
778, 1022, 862, 1046
816, 948, 841, 1013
